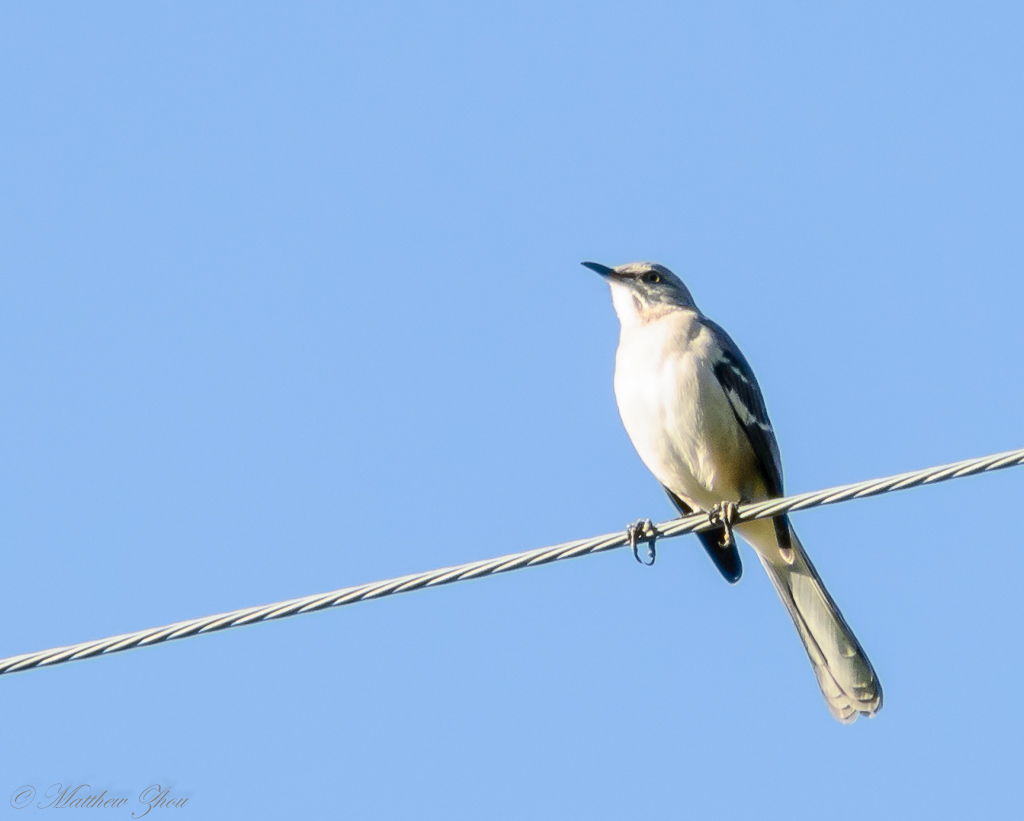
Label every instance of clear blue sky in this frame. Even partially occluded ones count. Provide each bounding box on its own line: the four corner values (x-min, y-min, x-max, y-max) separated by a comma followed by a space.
2, 3, 1023, 818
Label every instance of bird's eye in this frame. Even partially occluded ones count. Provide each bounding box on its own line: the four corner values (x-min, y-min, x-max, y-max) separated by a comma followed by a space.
642, 272, 661, 284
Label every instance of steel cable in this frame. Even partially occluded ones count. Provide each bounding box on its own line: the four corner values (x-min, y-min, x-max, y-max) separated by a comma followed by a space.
2, 446, 1021, 677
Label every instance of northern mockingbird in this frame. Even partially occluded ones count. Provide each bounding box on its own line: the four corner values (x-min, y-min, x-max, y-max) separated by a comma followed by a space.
584, 260, 882, 723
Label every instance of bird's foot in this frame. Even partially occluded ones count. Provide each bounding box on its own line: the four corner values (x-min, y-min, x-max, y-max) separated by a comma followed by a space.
626, 518, 657, 566
707, 502, 739, 549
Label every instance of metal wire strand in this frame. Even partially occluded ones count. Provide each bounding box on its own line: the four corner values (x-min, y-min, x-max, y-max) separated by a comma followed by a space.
2, 446, 1022, 677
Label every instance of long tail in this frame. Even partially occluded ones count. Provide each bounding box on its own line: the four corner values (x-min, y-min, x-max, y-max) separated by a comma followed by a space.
737, 518, 882, 723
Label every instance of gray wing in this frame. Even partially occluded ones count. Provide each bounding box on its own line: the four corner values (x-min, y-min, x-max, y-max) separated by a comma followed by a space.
705, 319, 791, 548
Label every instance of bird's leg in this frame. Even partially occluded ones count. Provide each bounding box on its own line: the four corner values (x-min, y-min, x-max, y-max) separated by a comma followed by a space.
707, 502, 739, 549
626, 518, 657, 566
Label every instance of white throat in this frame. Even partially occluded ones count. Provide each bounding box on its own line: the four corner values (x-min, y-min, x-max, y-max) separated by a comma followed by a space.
609, 281, 645, 330
608, 280, 688, 330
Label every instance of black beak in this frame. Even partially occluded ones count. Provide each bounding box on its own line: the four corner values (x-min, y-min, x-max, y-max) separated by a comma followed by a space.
581, 261, 617, 278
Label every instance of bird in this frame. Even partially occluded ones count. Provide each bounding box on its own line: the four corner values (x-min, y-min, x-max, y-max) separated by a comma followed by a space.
583, 260, 881, 723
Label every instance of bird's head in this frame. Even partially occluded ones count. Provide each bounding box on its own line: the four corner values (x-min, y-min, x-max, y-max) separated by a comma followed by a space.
582, 261, 697, 326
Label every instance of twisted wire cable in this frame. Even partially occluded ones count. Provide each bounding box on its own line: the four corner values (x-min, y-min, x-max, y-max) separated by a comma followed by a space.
2, 446, 1022, 677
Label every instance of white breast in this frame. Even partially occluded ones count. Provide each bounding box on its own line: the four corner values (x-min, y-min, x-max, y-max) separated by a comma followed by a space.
613, 311, 759, 510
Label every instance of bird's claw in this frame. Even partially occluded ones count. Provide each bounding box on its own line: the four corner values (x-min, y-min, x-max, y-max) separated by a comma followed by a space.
707, 502, 739, 549
626, 518, 657, 566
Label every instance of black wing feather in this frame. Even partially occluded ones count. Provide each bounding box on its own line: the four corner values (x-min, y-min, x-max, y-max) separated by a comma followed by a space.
705, 320, 792, 551
663, 486, 742, 584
